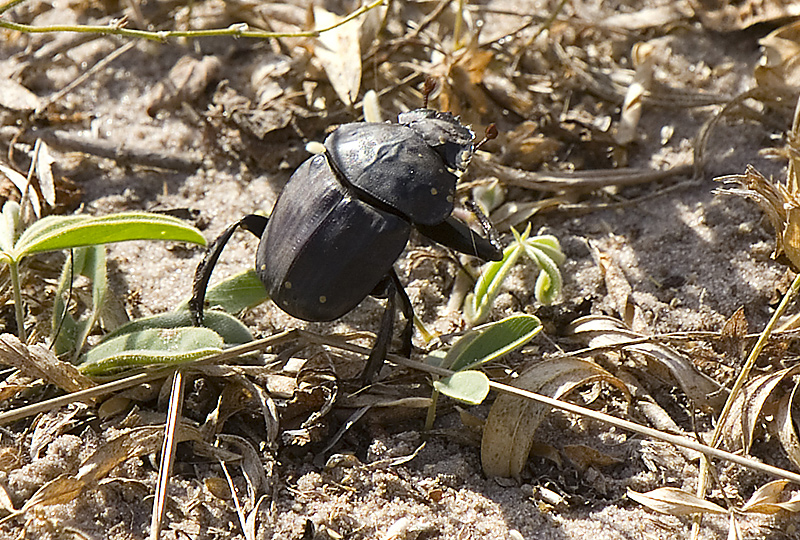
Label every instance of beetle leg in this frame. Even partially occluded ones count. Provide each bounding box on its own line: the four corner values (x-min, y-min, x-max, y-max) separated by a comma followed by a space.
390, 269, 414, 357
360, 275, 397, 384
417, 216, 503, 262
190, 214, 269, 326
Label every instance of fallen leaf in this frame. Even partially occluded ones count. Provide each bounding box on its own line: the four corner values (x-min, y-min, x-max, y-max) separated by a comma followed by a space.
313, 6, 361, 107
627, 487, 726, 516
740, 479, 800, 514
481, 356, 629, 478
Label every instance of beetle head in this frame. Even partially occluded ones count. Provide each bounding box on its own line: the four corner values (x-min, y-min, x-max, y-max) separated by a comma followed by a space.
398, 109, 475, 171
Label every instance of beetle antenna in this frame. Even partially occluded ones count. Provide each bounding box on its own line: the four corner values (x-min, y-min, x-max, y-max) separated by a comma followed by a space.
422, 77, 437, 109
474, 124, 498, 153
464, 198, 502, 253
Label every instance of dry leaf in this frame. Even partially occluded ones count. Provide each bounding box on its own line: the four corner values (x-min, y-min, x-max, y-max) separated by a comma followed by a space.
313, 6, 362, 107
569, 316, 724, 411
0, 77, 41, 112
775, 381, 800, 471
0, 334, 94, 393
34, 141, 56, 208
481, 356, 629, 478
719, 306, 748, 361
697, 0, 800, 31
590, 244, 647, 331
627, 487, 726, 516
755, 20, 800, 96
740, 479, 800, 514
616, 42, 656, 145
719, 365, 800, 452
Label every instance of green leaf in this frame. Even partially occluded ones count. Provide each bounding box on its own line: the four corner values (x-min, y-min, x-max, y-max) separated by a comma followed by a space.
51, 246, 109, 357
79, 327, 224, 376
464, 241, 525, 325
175, 270, 267, 314
523, 242, 563, 305
446, 314, 542, 373
12, 212, 206, 259
103, 311, 252, 346
0, 201, 20, 253
434, 370, 490, 405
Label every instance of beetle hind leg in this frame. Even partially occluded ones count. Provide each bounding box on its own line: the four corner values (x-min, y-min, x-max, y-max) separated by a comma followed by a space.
190, 214, 269, 326
360, 269, 414, 384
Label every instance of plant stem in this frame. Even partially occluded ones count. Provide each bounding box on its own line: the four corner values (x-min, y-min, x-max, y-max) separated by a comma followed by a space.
691, 271, 800, 539
0, 0, 385, 41
9, 261, 25, 342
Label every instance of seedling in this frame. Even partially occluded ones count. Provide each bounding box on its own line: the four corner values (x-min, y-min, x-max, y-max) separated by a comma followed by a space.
0, 200, 205, 342
424, 314, 542, 429
463, 223, 564, 325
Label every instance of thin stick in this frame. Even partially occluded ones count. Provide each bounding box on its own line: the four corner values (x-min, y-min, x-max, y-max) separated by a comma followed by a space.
0, 0, 385, 41
300, 331, 800, 485
150, 370, 184, 540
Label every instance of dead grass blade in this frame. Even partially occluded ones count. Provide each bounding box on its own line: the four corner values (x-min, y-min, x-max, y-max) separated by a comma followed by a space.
569, 316, 724, 411
150, 370, 185, 540
469, 154, 692, 194
0, 333, 94, 393
481, 356, 629, 478
626, 487, 726, 516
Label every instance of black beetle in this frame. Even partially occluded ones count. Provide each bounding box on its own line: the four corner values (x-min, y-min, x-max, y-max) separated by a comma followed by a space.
190, 108, 502, 382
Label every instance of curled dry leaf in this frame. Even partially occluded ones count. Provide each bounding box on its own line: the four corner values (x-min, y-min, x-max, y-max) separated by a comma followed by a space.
718, 365, 800, 453
615, 42, 656, 145
627, 487, 726, 516
481, 356, 629, 478
740, 479, 800, 514
0, 334, 94, 393
568, 316, 725, 411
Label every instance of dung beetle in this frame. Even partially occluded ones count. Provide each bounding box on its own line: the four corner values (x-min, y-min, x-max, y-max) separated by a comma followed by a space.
190, 108, 502, 382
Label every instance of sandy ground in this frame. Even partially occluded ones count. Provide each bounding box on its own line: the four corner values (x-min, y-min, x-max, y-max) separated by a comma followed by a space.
1, 0, 800, 538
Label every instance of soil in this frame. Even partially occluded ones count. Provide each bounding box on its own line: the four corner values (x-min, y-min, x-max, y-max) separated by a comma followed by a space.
1, 0, 800, 539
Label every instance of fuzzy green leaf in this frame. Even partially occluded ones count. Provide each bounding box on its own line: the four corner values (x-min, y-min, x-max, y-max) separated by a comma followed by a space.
79, 327, 224, 376
13, 212, 206, 258
104, 311, 252, 346
446, 314, 542, 373
175, 270, 267, 314
434, 370, 490, 405
52, 246, 108, 357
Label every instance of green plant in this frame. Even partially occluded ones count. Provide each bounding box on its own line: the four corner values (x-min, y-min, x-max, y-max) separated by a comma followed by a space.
463, 224, 565, 325
424, 314, 542, 429
0, 201, 206, 342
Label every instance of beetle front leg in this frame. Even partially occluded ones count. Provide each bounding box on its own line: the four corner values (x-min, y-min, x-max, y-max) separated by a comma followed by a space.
190, 214, 269, 326
417, 216, 503, 262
